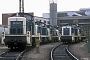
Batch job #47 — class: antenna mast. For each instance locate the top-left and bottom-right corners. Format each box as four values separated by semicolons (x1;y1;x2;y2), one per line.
19;0;24;13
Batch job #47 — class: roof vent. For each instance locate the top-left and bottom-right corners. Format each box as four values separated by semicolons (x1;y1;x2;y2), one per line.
67;12;82;16
67;12;74;16
85;11;90;16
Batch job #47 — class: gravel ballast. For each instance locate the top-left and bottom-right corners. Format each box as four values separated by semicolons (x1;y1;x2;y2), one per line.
69;42;90;60
21;42;60;60
0;45;9;53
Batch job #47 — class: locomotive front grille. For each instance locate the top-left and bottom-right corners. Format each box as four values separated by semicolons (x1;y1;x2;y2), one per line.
4;36;27;46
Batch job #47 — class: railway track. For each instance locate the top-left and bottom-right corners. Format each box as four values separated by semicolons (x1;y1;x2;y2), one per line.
50;44;79;60
0;49;26;60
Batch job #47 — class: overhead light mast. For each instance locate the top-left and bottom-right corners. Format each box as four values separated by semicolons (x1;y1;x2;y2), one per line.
19;0;24;13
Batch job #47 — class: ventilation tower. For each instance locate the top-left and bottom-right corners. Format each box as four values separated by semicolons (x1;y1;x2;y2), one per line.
49;0;57;26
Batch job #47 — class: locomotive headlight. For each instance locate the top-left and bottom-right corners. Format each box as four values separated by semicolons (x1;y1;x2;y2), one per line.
27;32;29;34
2;32;4;34
27;31;30;37
18;39;21;42
2;32;5;37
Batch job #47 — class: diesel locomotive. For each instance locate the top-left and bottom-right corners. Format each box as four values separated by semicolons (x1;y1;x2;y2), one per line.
60;24;86;43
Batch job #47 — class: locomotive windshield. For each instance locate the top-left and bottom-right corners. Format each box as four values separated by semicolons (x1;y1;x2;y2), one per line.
74;29;78;35
63;28;70;35
10;21;23;34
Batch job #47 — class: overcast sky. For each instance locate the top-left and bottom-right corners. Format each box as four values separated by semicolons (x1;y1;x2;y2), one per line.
0;0;90;24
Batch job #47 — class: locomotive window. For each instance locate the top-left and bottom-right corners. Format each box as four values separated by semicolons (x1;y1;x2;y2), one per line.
71;28;74;33
63;28;70;35
56;32;57;35
17;28;20;33
10;28;12;33
38;27;41;33
10;21;23;34
21;28;23;33
17;28;23;34
13;28;16;34
74;29;78;35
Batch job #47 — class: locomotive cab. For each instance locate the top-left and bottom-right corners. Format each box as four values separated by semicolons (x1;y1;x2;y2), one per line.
3;17;31;49
60;24;85;43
